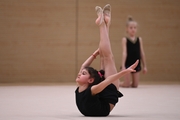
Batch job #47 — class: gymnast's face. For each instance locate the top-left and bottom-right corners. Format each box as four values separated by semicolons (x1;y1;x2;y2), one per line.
76;69;93;85
127;21;137;37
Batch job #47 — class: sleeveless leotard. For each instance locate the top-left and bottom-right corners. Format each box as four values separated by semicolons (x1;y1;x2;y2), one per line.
125;37;141;72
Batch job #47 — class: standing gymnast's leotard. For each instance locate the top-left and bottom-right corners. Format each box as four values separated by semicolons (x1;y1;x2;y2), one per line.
125;37;141;72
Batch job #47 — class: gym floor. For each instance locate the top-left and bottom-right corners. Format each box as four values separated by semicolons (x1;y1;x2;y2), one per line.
0;84;180;120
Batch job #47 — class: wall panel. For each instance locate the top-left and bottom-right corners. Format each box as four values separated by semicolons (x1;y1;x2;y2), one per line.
0;0;76;83
0;0;180;83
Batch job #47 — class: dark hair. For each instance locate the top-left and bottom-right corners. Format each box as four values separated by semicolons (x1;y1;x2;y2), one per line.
84;67;105;87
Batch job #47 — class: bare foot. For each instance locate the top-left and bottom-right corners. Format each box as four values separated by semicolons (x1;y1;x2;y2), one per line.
119;83;131;88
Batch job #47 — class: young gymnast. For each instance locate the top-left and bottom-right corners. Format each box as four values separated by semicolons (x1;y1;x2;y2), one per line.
120;16;147;88
75;4;139;116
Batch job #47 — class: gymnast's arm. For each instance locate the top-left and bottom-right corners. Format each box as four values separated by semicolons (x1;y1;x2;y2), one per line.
139;37;147;74
77;49;99;75
91;60;139;95
121;37;127;69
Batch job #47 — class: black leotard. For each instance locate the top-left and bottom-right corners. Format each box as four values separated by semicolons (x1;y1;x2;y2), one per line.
75;84;123;116
125;37;141;72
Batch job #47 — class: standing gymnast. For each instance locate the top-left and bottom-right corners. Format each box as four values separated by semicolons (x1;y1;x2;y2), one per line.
75;4;139;116
120;16;147;88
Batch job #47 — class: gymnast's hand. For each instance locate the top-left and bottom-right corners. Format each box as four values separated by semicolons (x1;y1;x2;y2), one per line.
143;67;148;74
93;48;100;58
127;60;139;72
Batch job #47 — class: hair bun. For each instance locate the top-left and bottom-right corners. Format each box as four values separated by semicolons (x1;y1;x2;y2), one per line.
128;16;133;21
99;70;105;76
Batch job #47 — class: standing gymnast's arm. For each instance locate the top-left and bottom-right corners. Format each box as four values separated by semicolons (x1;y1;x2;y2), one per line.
139;37;147;74
121;37;127;70
91;60;139;95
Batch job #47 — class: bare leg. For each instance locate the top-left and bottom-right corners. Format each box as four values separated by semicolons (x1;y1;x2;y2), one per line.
100;56;105;70
99;5;109;71
131;72;140;88
120;73;131;87
97;5;110;70
95;5;119;90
